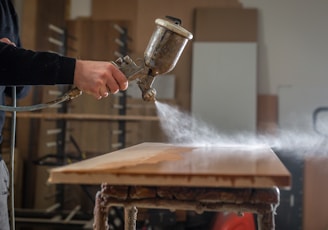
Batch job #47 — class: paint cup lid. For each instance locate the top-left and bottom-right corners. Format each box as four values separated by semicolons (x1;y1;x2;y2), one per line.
155;18;193;40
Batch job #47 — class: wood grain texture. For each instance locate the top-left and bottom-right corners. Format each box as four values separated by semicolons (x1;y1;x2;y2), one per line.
48;142;291;189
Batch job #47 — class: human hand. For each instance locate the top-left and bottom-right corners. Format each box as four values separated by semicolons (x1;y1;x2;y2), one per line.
73;60;128;100
0;37;16;46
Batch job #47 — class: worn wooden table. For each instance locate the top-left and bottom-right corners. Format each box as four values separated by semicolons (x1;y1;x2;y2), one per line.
48;142;291;230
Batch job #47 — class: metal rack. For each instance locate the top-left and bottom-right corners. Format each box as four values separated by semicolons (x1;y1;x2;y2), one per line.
15;22;132;230
113;23;129;151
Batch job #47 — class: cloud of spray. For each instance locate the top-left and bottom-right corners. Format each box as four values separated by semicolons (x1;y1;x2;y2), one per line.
155;101;328;159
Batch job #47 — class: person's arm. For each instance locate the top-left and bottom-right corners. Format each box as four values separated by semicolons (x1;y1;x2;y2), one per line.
0;41;128;99
0;42;75;85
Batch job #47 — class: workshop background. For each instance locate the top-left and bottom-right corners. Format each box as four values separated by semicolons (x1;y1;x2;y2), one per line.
2;0;328;229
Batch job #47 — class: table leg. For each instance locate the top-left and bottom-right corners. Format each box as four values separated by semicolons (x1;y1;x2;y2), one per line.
93;191;109;230
96;185;280;230
124;206;138;230
257;210;275;230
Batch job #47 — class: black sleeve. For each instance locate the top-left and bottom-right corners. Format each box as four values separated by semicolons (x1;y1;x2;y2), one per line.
0;42;76;86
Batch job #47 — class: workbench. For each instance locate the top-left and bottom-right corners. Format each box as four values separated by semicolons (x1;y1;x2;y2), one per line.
48;142;291;230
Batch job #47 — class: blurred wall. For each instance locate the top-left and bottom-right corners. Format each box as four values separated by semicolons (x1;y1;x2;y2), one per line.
241;0;328;94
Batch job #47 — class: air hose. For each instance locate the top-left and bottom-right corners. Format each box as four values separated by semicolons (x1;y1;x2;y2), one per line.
0;87;82;112
9;86;16;230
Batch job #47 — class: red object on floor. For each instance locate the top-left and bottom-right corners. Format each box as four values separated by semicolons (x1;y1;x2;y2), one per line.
211;212;256;230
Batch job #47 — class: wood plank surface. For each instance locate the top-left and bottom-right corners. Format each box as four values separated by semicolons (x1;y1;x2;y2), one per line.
48;142;291;189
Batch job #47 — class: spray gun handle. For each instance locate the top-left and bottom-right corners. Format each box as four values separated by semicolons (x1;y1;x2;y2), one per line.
111;56;146;81
112;56;157;101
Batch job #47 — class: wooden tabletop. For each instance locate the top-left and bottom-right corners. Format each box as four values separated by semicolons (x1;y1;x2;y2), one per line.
48;142;291;189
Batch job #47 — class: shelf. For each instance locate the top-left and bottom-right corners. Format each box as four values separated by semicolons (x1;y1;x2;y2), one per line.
7;112;159;122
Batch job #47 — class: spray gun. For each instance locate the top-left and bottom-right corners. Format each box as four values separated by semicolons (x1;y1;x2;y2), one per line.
112;16;193;101
0;16;193;112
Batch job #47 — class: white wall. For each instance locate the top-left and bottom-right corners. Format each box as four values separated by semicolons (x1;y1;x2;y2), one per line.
192;42;257;134
69;0;92;19
240;0;328;94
